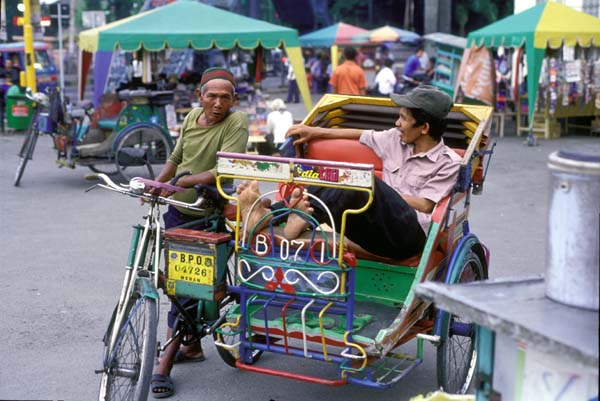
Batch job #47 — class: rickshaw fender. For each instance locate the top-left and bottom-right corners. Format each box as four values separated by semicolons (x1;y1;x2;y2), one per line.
433;234;488;337
443;234;488;285
110;122;174;152
135;276;160;300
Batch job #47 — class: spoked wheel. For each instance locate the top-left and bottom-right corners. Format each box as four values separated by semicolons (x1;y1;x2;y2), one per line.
436;250;484;394
114;124;172;183
213;253;262;367
14;109;41;186
99;289;157;401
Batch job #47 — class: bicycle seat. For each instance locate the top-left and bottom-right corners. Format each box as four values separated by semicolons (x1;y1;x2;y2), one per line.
69;107;88;119
74;99;94;110
117;89;151;100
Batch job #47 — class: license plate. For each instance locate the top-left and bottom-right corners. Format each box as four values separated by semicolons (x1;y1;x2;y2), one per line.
168;250;214;285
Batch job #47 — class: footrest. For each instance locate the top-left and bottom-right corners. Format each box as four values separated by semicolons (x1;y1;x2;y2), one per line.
345;351;423;388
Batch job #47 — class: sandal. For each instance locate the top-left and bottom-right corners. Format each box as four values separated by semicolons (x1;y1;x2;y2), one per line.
151;374;174;398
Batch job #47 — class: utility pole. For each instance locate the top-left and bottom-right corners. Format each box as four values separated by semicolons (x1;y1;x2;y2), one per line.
23;0;38;92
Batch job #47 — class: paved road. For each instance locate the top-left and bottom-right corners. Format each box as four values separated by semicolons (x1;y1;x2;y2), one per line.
1;122;596;400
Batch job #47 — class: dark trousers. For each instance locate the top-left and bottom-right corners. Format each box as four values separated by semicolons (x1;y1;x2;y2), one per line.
273;178;426;260
286;79;300;103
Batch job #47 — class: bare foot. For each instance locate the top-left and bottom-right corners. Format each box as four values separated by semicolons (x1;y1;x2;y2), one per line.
283;188;314;240
238;180;271;235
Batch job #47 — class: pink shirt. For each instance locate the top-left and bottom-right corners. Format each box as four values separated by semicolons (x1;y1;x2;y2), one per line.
360;128;461;233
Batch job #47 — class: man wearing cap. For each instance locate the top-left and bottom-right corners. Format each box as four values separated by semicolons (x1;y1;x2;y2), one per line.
150;67;248;398
238;85;459;261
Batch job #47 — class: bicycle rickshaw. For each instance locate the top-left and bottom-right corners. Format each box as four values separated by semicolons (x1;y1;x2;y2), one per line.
92;94;493;400
14;88;175;186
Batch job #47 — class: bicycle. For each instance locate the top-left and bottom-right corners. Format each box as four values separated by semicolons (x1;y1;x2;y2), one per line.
88;172;240;401
14;88;175;187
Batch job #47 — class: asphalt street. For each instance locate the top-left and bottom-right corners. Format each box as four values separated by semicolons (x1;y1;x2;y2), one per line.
1;111;597;400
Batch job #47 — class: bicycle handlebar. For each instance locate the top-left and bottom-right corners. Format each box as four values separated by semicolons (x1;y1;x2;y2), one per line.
85;173;208;212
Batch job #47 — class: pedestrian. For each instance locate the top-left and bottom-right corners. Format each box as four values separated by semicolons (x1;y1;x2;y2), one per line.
239;85;460;261
285;62;300;104
4;59;21;86
374;58;397;97
403;47;428;82
147;67;249;398
266;98;294;153
310;53;323;94
329;47;367;95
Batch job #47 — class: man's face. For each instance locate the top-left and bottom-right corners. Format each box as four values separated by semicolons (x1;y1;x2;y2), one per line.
395;107;426;144
197;79;236;125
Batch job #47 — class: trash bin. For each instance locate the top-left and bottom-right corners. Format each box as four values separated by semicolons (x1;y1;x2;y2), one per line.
6;85;34;130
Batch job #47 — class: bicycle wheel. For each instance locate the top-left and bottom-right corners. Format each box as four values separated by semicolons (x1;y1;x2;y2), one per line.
436;250;484;394
114;124;173;183
14;109;41;187
99;289;157;401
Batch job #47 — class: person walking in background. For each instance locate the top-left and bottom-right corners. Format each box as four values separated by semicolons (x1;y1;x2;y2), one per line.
4;59;21;86
285;61;300;103
267;98;294;152
329;47;367;95
310;53;323;94
403;47;428;82
374;58;397;97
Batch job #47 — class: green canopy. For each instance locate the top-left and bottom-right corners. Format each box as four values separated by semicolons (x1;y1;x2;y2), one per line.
78;0;311;110
80;0;299;51
467;2;600;122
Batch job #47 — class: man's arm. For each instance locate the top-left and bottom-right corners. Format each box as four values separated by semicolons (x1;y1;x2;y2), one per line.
399;194;436;214
286;124;363;145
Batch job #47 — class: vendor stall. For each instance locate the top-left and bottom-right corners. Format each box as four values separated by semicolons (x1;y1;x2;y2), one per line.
299;22;368;71
78;0;312;112
422;33;467;98
466;2;600;139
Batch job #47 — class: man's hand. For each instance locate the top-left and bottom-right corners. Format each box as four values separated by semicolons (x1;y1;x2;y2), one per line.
285;124;321;145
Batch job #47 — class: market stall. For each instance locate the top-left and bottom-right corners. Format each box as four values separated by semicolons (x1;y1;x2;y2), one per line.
352;25;420;45
422;32;467;98
466;2;600;139
299;22;368;71
78;0;312;112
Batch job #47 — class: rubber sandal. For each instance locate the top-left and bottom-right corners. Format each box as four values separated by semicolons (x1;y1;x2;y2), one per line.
173;349;205;364
151;374;174;398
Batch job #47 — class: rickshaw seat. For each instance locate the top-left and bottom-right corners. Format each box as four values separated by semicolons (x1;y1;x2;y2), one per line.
306;139;383;179
97;118;119;131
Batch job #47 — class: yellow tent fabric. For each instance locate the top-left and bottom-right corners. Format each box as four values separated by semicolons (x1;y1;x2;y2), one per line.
534;2;600;48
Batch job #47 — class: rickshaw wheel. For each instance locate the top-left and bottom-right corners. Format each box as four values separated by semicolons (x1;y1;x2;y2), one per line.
436;249;484;394
114;124;173;183
98;290;157;401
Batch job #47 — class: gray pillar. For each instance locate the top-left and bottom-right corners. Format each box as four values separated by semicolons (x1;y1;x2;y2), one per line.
424;0;452;34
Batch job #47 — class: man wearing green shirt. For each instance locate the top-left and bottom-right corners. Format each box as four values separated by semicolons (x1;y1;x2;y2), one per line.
151;67;248;398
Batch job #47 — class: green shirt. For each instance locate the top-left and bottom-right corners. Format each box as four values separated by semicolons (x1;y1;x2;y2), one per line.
170;107;248;215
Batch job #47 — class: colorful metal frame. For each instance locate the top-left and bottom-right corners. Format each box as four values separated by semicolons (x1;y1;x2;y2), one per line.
212;95;493;388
